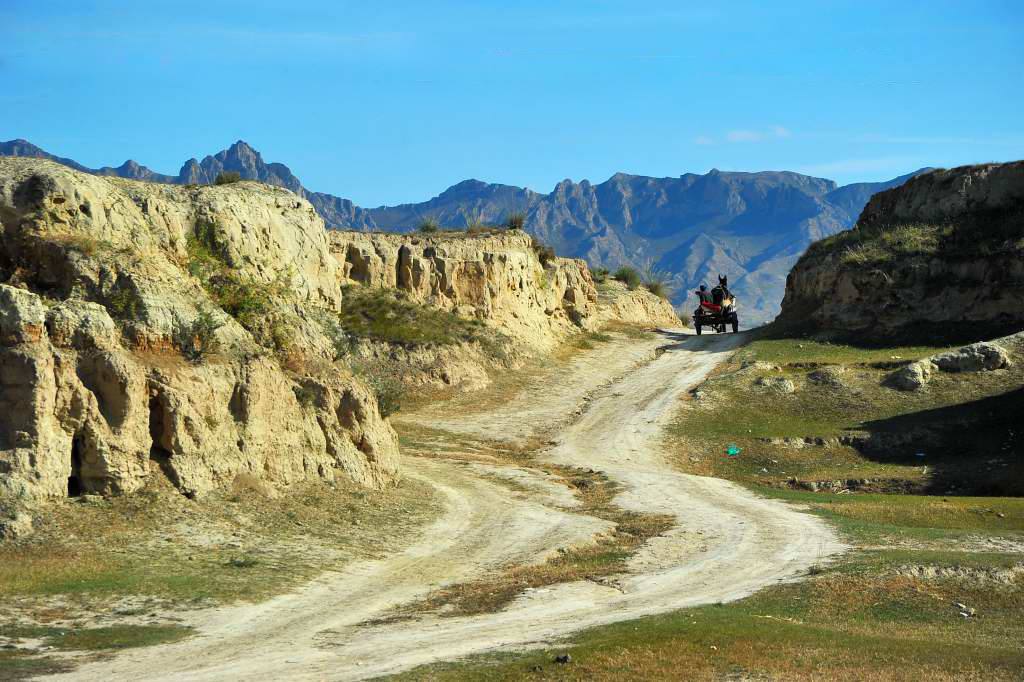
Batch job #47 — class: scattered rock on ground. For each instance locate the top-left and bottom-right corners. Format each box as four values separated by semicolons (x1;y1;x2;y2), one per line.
930;342;1011;372
808;366;847;388
885;360;936;391
754;376;795;394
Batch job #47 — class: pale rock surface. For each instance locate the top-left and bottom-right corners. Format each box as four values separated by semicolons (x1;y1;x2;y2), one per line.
885;339;1011;391
930;342;1011;372
0;158;678;508
329;230;601;351
885;360;937;392
0;158;399;503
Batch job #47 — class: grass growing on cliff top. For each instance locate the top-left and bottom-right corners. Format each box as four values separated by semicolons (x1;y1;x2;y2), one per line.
805;212;1024;270
338;285;508;354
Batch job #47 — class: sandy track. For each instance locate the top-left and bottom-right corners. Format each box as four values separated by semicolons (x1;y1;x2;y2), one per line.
57;331;844;681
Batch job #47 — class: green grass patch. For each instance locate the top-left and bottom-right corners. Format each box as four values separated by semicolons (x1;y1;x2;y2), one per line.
733;337;947;366
396;562;1024;681
755;487;1024;547
0;477;441;605
338;285;508;355
0;624;191;680
670;335;1023;493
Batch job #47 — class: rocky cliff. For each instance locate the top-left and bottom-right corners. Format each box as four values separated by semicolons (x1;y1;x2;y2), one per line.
0;158;678;508
0;158;399;504
328;230;671;351
777;161;1024;343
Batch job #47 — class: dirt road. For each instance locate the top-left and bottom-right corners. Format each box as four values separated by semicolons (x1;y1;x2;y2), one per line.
57;331;844;681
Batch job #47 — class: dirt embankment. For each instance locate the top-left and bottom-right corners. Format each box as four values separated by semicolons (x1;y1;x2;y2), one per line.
777;160;1024;343
0;158;399;506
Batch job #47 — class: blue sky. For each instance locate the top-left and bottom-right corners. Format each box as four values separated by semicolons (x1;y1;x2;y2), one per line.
3;1;1023;206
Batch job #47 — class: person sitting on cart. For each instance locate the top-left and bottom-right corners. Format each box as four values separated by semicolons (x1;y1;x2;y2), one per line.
695;284;712;305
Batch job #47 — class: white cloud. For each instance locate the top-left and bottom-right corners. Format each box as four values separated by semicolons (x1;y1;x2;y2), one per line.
726;130;762;143
693;135;715;145
771;125;791;138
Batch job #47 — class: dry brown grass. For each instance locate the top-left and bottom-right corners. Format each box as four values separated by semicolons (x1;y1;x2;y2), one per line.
380;442;673;619
0;474;441;613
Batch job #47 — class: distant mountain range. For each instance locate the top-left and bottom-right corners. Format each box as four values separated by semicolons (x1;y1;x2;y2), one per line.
0;138;928;323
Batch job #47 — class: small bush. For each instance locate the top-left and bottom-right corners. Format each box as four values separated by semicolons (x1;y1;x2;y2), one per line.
591;267;610;283
640;261;674;300
463;211;487;234
214;171;242;185
644;279;670;299
613;266;641;290
292;383;319;409
106;286;141;319
417;217;440;234
368;373;404;417
227;556;259;568
532;240;556;266
505;212;526;231
182;309;223;362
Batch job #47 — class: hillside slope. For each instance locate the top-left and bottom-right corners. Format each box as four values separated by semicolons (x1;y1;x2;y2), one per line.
778;160;1024;342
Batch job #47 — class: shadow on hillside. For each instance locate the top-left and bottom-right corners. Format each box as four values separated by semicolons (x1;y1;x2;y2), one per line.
850;387;1023;496
653;328;750;353
760;318;1017;349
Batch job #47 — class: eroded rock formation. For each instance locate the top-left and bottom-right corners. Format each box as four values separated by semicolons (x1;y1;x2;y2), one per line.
0;158;678;508
329;230;678;350
0;158;398;503
778;161;1024;342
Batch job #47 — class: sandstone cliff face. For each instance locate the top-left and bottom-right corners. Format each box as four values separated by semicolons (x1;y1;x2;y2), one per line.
330;230;620;351
0;158;399;503
778;162;1024;342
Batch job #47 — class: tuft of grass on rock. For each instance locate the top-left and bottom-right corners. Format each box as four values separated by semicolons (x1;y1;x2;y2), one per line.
417;217;440;234
613;266;641;290
213;171;242;185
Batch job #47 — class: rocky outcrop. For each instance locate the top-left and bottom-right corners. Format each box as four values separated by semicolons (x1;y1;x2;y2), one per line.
329;230;608;351
885;337;1014;391
0;158;400;504
778;161;1024;343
